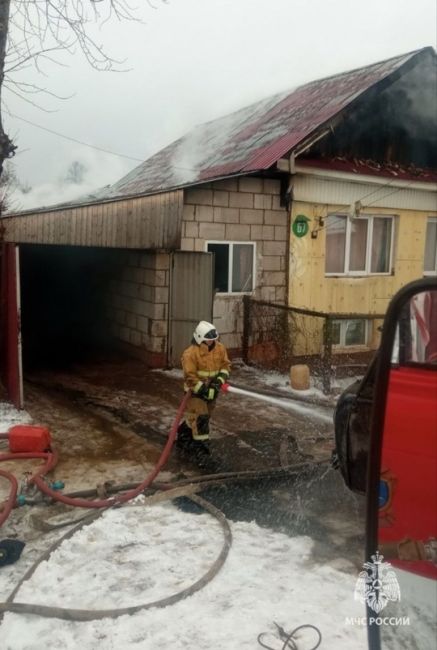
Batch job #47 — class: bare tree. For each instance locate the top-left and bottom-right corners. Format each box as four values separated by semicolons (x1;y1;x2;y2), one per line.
0;0;166;197
0;0;15;171
65;160;87;184
0;159;21;212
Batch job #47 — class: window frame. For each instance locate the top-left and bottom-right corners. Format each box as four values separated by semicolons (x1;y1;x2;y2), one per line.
206;240;256;295
325;213;395;277
331;318;369;348
423;217;437;276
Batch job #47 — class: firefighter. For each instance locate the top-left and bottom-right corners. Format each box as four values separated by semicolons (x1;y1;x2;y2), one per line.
177;320;231;457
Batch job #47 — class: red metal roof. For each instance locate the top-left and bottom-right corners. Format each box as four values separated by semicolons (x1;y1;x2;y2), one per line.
89;47;437;201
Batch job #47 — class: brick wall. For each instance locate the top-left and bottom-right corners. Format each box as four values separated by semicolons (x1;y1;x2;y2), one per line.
182;176;289;351
103;250;170;366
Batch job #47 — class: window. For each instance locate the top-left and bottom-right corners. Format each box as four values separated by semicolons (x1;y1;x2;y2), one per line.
325;214;394;275
332;319;368;347
207;242;255;293
424;218;437;275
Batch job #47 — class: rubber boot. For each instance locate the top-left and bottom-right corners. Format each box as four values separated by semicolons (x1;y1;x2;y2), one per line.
191;413;211;465
190;440;211;469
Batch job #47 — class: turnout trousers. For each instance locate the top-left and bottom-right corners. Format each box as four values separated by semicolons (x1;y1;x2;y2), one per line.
183;395;216;441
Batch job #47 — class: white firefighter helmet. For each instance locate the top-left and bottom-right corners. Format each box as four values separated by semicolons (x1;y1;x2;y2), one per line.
193;320;219;345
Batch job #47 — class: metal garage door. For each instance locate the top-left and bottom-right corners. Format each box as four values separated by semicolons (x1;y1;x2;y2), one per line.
169;251;213;366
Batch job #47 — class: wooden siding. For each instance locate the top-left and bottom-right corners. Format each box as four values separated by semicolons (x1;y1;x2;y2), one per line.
1;191;184;249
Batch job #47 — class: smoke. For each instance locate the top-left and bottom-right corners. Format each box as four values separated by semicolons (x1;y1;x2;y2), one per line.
169;90;289;186
7;147;133;212
170;129;205;187
381;52;437;135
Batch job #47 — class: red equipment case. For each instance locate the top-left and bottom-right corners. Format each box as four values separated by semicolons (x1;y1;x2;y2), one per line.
8;425;52;453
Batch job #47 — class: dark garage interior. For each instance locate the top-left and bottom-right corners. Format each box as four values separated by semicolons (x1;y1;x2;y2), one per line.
20;244;117;370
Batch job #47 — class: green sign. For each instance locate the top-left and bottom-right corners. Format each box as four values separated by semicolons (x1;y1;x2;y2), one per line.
292;215;310;238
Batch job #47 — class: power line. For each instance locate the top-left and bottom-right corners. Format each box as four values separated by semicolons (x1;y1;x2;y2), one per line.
4;110;145;163
4;109;202;174
364;179;418;207
310;175;423;237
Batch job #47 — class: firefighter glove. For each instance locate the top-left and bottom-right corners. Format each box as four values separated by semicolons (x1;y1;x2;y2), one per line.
196;382;218;401
216;371;229;386
208;371;229;395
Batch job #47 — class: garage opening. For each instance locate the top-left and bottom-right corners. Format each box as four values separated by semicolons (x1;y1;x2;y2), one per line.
20;244;124;370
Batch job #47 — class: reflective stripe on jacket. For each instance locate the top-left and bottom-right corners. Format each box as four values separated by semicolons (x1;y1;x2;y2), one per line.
181;341;231;393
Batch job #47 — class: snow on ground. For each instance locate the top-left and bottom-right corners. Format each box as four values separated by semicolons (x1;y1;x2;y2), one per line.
238;365;329;398
152;368;183;380
1;401;367;649
1;499;367;650
0;404;32;434
234;363;365;402
164;357;364;404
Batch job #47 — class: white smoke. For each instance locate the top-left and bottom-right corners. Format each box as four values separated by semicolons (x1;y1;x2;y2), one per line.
8;147;133;212
170;128;205;187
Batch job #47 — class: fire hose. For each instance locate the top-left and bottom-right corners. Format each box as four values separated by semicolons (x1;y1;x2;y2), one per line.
0;382;330;522
0;390;235;621
0;384;330;626
0;451;58;527
0;470;18;529
0;391;190;523
35;392;188;509
0;491;233;622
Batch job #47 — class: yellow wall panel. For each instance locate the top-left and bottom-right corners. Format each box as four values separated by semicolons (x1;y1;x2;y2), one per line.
289;200;436;318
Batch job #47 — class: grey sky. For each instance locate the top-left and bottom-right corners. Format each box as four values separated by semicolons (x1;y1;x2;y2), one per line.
3;0;437;207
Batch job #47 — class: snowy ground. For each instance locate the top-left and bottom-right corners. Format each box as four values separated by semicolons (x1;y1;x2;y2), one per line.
2;384;433;650
1;498;368;650
0;403;32;433
1;361;434;649
0;396;371;649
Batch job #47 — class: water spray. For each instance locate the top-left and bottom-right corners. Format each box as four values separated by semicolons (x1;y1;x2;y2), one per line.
220;384;332;424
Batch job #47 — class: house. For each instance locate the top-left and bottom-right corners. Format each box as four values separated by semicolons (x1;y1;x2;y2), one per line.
1;46;436;406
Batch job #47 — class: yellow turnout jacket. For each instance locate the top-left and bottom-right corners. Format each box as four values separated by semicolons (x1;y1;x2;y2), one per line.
181;341;231;394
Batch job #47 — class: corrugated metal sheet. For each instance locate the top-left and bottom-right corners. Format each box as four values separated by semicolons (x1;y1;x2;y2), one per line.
2;191;184;248
88;47;434;201
169;251;213;365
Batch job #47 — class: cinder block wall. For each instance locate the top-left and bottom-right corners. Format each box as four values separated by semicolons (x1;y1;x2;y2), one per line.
103;250;170;366
182;176;288;351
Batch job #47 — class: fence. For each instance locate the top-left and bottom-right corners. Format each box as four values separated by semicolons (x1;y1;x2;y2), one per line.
242;296;385;393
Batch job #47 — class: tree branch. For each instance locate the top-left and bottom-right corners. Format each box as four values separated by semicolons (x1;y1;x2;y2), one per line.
0;0;167;186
